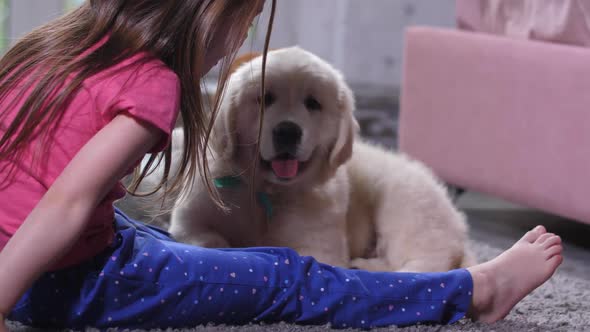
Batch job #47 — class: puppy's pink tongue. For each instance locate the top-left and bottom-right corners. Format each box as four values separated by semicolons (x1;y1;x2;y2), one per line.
271;159;299;178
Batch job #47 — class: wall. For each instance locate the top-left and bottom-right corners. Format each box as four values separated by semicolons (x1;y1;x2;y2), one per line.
247;0;457;91
9;0;62;41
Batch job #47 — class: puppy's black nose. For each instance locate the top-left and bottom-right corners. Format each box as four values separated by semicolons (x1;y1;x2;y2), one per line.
273;121;302;155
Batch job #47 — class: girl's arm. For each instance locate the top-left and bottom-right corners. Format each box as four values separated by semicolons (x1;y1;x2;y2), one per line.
0;114;163;319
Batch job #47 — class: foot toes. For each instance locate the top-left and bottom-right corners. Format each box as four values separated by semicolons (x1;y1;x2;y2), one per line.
536;233;554;244
542;235;562;249
547;254;563;270
545;245;563;259
522;225;546;243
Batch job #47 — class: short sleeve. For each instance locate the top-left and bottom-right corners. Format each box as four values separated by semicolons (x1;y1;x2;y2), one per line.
91;57;181;153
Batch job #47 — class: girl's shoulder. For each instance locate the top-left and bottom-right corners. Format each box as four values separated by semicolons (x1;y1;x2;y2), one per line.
79;52;181;154
87;53;179;91
83;53;180;116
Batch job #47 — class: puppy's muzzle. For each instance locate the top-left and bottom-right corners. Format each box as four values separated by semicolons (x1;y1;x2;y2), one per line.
272;121;302;156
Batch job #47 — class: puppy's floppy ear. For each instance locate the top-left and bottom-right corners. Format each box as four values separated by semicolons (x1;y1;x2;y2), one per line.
211;53;261;161
211;90;237;161
329;81;359;167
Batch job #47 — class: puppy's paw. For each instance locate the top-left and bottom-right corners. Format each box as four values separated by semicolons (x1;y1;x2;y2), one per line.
173;231;231;248
294;248;349;268
194;235;231;248
396;259;452;273
349;257;393;272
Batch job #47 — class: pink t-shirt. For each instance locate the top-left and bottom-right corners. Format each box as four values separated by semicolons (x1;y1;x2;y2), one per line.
0;54;180;269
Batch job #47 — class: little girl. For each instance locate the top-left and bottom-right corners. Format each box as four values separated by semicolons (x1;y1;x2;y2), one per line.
0;0;563;330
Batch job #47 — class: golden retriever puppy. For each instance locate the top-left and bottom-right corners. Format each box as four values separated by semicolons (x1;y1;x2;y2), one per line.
161;47;475;272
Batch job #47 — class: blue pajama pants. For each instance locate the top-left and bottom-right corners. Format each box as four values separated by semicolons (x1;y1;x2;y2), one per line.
9;209;473;330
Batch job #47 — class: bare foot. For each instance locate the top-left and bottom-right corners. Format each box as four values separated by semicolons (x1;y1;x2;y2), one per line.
467;225;563;323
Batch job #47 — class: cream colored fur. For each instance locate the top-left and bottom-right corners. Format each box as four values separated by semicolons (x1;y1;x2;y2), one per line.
145;47;475;272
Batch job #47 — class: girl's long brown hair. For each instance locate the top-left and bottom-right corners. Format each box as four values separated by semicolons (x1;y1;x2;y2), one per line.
0;0;276;207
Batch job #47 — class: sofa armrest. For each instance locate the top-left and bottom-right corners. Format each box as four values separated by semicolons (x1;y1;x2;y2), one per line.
399;26;590;225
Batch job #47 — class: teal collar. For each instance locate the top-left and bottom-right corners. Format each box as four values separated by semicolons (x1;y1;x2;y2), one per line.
213;176;273;221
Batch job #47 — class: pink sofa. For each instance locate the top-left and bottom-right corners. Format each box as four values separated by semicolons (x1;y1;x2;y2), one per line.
399;26;590;225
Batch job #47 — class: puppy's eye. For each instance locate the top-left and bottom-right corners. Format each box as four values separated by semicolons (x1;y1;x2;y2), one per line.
257;92;276;107
304;95;322;112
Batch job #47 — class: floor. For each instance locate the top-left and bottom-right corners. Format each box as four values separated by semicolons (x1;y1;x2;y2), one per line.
11;190;589;331
457;191;590;281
